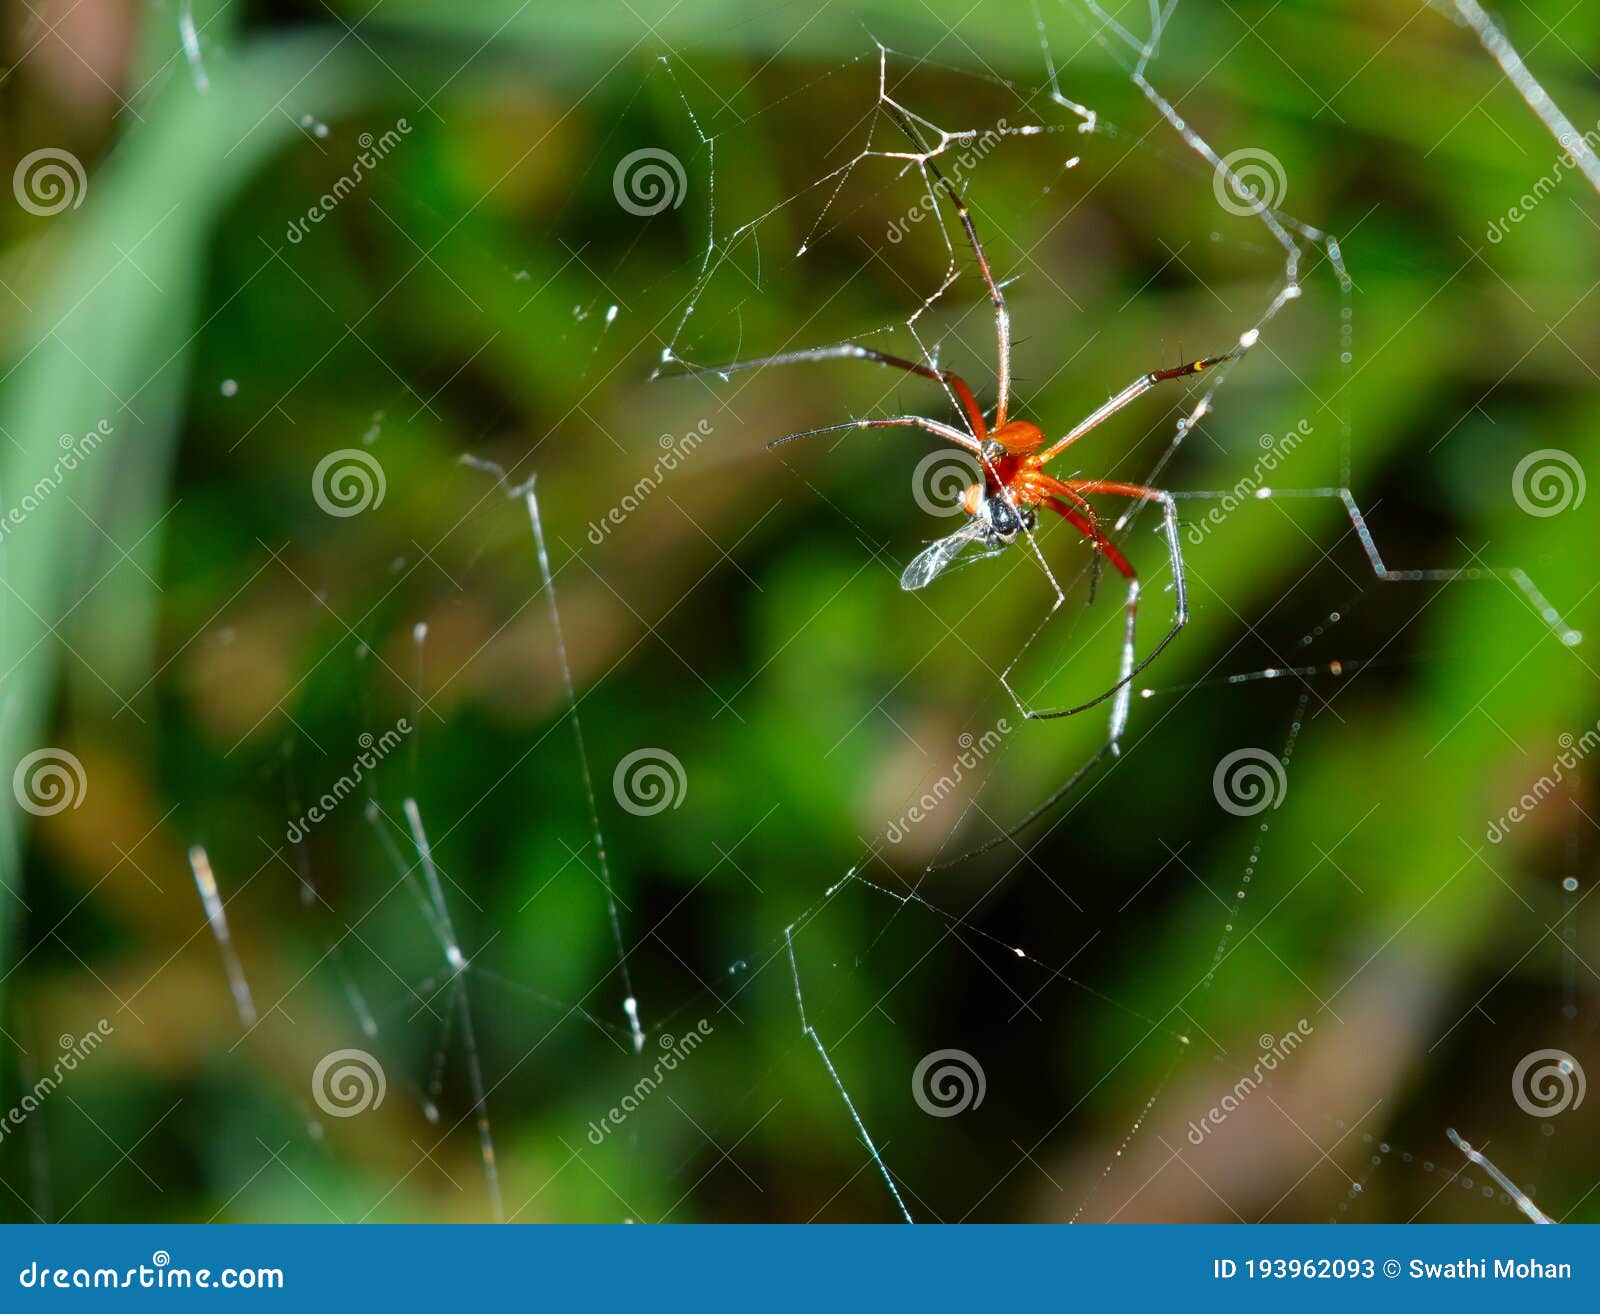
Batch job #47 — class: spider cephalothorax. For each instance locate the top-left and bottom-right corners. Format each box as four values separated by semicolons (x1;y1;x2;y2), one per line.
963;423;1054;533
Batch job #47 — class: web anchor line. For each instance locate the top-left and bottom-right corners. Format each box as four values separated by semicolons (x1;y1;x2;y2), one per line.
1172;486;1582;646
1448;1128;1554;1224
1065;0;1355;495
784;921;914;1223
461;454;647;1054
401;798;504;1223
189;845;257;1030
1447;0;1600;199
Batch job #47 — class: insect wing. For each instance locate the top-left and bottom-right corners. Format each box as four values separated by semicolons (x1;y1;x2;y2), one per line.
900;521;988;592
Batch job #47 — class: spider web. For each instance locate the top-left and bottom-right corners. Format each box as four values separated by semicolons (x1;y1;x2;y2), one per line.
11;0;1596;1227
224;5;1582;1222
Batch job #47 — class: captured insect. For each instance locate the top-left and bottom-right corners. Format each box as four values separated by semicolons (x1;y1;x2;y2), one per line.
666;108;1255;760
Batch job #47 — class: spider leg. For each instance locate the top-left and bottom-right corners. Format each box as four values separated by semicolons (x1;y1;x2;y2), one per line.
662;342;989;441
1036;346;1248;466
1050;481;1105;607
1062;480;1188;737
882;104;1013;428
997;480;1186;739
931;484;1184;869
765;414;983;456
926;740;1117;871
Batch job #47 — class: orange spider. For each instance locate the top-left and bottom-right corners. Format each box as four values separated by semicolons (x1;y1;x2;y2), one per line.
674;121;1249;747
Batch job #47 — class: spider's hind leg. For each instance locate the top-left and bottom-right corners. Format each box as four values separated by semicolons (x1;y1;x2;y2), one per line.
997;492;1151;748
931;491;1182;869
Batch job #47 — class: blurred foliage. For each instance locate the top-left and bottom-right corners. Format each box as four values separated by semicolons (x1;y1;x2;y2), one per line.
0;0;1597;1222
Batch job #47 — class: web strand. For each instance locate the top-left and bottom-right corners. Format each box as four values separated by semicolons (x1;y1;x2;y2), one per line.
401;797;504;1222
460;454;647;1055
188;845;257;1030
1448;1129;1554;1224
784;923;914;1224
1447;0;1600;198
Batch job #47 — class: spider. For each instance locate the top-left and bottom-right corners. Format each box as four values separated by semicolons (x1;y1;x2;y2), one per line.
672;123;1252;763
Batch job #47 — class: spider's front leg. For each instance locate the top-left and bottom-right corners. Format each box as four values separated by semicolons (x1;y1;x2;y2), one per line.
764;414;983;455
1035;338;1255;466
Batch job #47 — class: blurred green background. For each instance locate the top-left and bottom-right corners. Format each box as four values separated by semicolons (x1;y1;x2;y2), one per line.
0;0;1597;1222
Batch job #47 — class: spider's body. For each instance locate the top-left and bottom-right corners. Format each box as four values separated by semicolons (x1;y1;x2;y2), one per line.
986;418;1047;455
930;358;1230;604
958;427;1046;538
